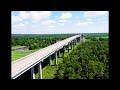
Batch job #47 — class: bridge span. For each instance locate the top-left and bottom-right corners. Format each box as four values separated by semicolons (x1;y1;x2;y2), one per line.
11;34;82;79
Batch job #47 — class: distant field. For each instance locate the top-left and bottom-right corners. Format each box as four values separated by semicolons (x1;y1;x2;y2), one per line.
95;36;108;39
11;48;42;62
12;46;26;50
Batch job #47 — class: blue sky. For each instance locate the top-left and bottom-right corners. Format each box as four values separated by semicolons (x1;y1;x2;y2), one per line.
12;11;108;34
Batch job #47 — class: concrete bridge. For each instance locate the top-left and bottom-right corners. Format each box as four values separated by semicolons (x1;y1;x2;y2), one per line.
11;34;83;79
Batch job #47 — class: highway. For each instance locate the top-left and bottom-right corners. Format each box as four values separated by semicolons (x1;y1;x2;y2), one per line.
11;35;81;79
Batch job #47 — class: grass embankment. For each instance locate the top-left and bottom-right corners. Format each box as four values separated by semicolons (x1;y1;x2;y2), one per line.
35;42;81;79
11;48;42;62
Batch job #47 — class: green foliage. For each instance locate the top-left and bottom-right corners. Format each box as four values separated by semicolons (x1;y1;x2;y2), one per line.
84;33;109;41
54;40;109;79
11;34;76;50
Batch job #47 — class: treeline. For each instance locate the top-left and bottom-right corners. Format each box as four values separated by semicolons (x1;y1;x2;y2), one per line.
84;33;109;41
88;37;109;41
11;34;75;50
54;41;109;79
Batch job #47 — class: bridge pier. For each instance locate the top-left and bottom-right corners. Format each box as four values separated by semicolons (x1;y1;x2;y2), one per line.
31;67;35;79
58;50;60;58
67;43;69;52
78;37;81;42
54;51;57;65
49;55;52;65
70;42;72;50
63;46;65;57
38;61;42;79
75;39;76;45
73;40;75;47
75;39;77;45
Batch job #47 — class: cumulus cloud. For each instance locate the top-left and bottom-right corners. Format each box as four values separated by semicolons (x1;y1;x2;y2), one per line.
84;11;108;18
49;25;55;28
57;12;72;26
12;16;22;24
41;20;56;25
12;11;52;24
58;19;67;23
58;23;64;26
19;11;30;19
12;11;108;34
60;12;72;19
76;21;93;26
30;11;51;23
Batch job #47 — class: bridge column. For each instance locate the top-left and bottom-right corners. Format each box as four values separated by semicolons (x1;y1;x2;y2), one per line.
78;37;81;42
38;61;42;79
77;38;78;42
58;50;60;58
54;51;57;65
31;67;35;79
63;46;65;57
71;41;72;50
74;39;76;45
72;40;74;48
80;37;81;42
49;55;52;65
68;43;69;52
78;37;80;42
75;39;76;45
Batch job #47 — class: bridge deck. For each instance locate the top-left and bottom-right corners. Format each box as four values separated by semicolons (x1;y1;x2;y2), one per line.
11;35;80;79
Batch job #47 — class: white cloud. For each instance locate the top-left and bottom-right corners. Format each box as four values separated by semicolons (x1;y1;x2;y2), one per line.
30;11;51;23
12;16;22;24
68;21;72;23
19;23;24;26
19;11;30;19
76;21;93;26
84;11;108;18
86;19;92;21
58;23;64;26
12;11;108;34
12;11;52;24
24;21;29;24
49;25;55;28
32;25;36;27
41;20;56;25
13;23;24;28
58;19;67;23
60;12;72;19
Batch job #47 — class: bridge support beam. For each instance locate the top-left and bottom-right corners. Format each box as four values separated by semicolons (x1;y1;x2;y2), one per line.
71;42;72;50
57;50;60;58
31;67;35;79
73;40;75;47
67;43;69;52
49;55;52;65
54;51;57;65
79;37;80;42
63;46;65;57
38;61;42;79
75;39;76;45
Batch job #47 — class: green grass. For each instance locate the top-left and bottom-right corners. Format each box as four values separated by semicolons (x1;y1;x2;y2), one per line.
12;46;26;50
35;42;81;79
95;36;108;39
11;48;42;62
